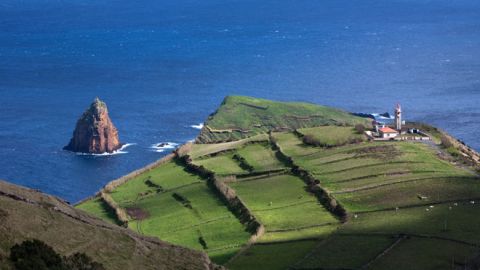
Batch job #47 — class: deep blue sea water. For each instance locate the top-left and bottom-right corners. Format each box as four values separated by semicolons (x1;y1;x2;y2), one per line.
1;0;479;203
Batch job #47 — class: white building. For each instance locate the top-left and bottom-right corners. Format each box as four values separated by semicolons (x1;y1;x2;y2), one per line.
379;127;399;139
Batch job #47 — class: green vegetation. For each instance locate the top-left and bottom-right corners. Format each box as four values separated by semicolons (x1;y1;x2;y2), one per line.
0;180;211;270
76;97;480;269
271;129;480;269
340;202;480;244
229;174;338;231
236;143;286;172
297;235;397;269
227;240;318;270
370;238;478;270
103;160;249;264
76;197;121;225
197;96;370;143
189;134;269;159
193;154;248;176
9;239;104;270
298;126;366;147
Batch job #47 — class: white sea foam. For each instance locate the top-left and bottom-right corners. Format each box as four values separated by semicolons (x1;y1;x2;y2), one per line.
372;113;394;120
190;123;204;130
74;143;136;156
150;142;179;153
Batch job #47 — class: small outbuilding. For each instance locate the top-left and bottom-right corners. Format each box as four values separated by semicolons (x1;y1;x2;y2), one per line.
379;127;399;139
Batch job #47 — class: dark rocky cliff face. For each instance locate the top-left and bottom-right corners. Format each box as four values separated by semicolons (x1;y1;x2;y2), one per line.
64;98;122;154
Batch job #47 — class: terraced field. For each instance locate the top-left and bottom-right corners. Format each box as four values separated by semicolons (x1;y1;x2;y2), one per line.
272;131;480;269
193;153;248;176
297;125;367;147
228;174;338;232
77;96;480;269
81;160;251;264
236;143;286;172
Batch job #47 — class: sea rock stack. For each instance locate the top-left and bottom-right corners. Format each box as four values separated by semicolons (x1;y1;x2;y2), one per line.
64;98;122;154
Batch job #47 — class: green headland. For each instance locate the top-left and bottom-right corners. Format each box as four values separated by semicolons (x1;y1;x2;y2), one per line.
77;95;480;270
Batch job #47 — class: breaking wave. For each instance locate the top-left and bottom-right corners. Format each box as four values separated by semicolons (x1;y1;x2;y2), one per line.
74;143;136;156
150;142;179;153
190;123;204;130
372;113;394;120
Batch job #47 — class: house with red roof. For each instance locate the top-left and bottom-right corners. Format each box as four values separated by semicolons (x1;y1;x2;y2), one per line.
379;126;399;139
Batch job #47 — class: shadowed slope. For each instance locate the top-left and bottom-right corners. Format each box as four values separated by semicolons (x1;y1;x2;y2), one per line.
0;180;217;270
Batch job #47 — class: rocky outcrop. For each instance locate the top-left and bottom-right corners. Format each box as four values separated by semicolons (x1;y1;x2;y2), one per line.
64;98;122;154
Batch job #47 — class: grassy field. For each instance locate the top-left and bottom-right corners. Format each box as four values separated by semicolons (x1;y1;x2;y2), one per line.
297;235;397;269
369;238;478;270
76;197;121;225
272;132;320;157
192;154;248;176
197;96;370;143
229;174;338;232
271;130;480;269
236;143;286;172
109;160;203;203
227;240;319;270
340;202;480;244
297;126;366;147
189;134;269;159
258;225;339;243
334;176;480;212
78;160;250;264
273;133;477;212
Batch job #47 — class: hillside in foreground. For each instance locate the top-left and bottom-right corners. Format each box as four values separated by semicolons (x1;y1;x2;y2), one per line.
73;96;479;269
0;180;217;270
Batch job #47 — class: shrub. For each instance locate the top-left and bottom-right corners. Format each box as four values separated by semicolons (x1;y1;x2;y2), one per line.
10;239;63;270
302;135;322;147
440;135;454;149
9;240;105;270
64;253;105;270
354;124;366;134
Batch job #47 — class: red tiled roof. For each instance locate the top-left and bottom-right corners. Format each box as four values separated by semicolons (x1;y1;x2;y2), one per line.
379;127;398;133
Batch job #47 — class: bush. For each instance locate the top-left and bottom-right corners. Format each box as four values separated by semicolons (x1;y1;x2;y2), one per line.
9;240;104;270
302;135;322;147
440;135;454;149
354;124;366;134
10;239;63;270
64;253;105;270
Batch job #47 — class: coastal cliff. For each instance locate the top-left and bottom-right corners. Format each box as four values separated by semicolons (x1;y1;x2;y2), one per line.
64;98;122;154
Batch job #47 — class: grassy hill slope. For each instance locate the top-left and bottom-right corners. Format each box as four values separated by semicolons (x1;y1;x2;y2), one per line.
197;96;370;143
0;180;216;270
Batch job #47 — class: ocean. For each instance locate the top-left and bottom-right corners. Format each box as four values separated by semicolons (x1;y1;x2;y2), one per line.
0;0;479;203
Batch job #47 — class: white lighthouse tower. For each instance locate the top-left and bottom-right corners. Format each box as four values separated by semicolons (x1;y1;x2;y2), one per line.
394;103;402;131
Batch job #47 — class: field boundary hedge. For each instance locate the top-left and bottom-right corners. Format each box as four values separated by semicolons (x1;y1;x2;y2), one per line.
181;153;266;265
103;153;176;193
353;197;480;215
181;155;265;239
100;191;128;226
192;140;270;160
359;235;405;270
331;175;475;194
270;133;348;222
